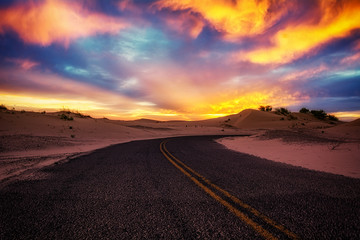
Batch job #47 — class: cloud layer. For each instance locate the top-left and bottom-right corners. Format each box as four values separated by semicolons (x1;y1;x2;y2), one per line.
0;0;359;120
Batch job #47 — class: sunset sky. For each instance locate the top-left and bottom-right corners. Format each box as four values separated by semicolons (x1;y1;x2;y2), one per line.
1;0;359;120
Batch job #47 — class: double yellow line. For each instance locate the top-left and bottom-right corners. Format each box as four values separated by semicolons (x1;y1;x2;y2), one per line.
160;140;299;240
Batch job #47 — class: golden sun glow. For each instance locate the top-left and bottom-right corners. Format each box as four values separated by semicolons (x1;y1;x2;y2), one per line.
0;93;105;112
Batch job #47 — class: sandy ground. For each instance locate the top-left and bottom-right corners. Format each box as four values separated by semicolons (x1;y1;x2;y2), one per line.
1;108;359;183
217;129;360;178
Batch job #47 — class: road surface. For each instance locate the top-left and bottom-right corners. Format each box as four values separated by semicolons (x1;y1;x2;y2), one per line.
1;136;359;239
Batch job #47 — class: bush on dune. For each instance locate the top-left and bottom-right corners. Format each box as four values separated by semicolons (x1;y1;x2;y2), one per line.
74;111;91;118
310;110;327;120
61;107;72;114
299;107;310;113
60;107;91;118
0;104;8;110
300;108;339;121
327;114;338;121
275;107;290;116
258;105;266;111
258;105;272;112
60;113;73;121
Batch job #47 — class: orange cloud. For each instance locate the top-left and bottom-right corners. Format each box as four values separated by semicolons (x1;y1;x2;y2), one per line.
244;0;360;64
155;0;360;64
154;0;287;39
0;0;128;47
6;58;40;70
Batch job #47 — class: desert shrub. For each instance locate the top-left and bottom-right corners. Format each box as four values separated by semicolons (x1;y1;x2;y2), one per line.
265;105;272;112
328;114;338;121
259;105;272;112
71;134;75;138
258;105;266;111
299;107;310;113
0;104;7;110
20;110;25;113
79;113;90;118
61;107;71;114
59;108;91;118
275;107;290;115
311;110;327;120
60;114;73;121
74;111;91;118
41;111;46;114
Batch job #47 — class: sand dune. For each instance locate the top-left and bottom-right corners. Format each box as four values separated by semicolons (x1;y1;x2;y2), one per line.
195;109;339;130
217;114;360;178
322;118;360;141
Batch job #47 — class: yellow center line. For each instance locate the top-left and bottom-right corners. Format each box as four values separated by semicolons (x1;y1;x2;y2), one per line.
160;140;300;240
160;141;277;240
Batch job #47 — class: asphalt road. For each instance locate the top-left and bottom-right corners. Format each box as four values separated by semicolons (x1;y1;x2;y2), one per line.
1;136;359;239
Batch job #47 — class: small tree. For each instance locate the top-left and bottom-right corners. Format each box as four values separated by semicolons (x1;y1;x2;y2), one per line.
299;107;309;113
258;105;266;111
